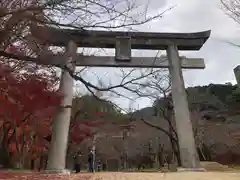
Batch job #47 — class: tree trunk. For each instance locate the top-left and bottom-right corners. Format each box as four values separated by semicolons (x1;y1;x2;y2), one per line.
169;136;181;166
168;122;181;166
158;147;164;167
0;147;11;168
0;126;12;168
30;159;35;170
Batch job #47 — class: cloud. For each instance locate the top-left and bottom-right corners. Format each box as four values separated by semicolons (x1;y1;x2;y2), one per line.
139;1;240;83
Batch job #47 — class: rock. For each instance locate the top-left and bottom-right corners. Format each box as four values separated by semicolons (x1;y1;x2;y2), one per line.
168;163;177;172
43;169;71;174
177;167;206;172
200;161;234;172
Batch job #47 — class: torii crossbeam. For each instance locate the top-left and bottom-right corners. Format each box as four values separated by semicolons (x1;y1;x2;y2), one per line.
31;25;210;50
38;53;205;69
30;25;211;172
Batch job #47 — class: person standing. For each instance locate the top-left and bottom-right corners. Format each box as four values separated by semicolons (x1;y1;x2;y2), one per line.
74;152;81;173
88;150;94;172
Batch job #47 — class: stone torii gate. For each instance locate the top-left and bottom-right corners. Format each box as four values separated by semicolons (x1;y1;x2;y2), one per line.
30;25;211;171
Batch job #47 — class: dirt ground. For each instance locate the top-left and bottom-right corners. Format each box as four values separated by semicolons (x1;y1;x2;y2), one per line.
1;171;240;180
70;172;240;180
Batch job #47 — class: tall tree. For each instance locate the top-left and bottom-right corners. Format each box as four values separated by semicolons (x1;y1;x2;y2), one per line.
0;61;61;168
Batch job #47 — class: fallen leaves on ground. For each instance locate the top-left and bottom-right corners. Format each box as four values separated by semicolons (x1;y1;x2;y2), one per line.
1;171;240;180
0;172;93;180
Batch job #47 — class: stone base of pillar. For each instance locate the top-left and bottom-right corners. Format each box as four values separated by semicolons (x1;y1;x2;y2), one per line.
43;169;72;174
177;167;206;172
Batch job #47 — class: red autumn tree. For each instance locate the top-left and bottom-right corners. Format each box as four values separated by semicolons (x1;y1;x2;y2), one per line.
0;61;62;168
70;120;103;145
0;60;105;169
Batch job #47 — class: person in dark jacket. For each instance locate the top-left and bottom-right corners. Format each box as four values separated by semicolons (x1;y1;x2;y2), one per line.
88;150;94;172
74;152;81;173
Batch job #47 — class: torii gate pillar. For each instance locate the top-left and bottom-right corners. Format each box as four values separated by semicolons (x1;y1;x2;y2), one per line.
167;44;200;168
46;41;77;172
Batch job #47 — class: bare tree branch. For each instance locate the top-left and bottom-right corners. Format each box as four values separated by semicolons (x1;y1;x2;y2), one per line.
141;117;177;143
1;0;175;102
220;0;240;46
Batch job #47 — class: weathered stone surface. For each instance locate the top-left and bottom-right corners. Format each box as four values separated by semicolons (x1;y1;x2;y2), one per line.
30;25;210;50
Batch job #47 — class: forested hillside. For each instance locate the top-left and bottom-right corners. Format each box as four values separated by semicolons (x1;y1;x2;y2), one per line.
131;83;240;165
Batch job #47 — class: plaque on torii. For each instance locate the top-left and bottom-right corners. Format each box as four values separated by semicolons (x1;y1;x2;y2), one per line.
29;25;211;170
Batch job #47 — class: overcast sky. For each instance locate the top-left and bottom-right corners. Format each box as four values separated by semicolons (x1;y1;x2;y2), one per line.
137;0;240;85
75;0;240;111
